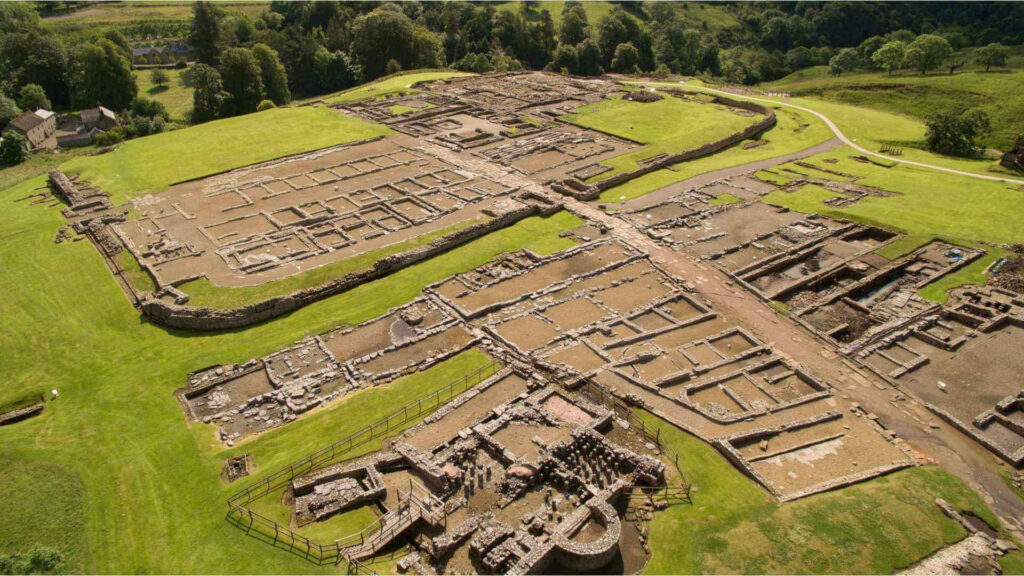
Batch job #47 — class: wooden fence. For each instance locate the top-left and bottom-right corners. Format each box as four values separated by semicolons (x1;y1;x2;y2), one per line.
225;361;503;569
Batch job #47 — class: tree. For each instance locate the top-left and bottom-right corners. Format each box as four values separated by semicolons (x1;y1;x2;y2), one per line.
973;43;1008;72
559;3;590;46
314;48;359;92
385;59;402;75
925;107;990;157
872;41;906;76
0;33;69;105
828;48;859;76
0;130;27;166
150;69;169;87
596;8;651;71
0;95;20;126
218;47;264;115
0;3;41;34
575;38;603;76
17;83;49;111
550;43;578;74
610;42;640;74
349;7;416;80
190;1;222;64
189;63;228;123
67;39;137;111
903;34;951;74
252;43;290;105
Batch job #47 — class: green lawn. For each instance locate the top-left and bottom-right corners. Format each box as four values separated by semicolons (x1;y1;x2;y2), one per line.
59;105;391;205
765;66;1024;151
596;100;833;204
175;211;581;308
759;148;1024;248
135;67;194;122
561;92;762;180
0;165;565;572
758;148;1024;299
320;71;475;106
638;410;1013;574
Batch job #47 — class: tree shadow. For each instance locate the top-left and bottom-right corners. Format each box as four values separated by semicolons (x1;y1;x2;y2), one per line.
147;85;170;96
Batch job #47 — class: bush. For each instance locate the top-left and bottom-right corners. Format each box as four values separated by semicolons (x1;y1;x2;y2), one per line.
93;128;123;146
0;95;21;126
925;107;990;157
0;545;64;574
384;59;403;75
0;131;28;165
256;99;275;111
173;58;188;69
129;97;168;120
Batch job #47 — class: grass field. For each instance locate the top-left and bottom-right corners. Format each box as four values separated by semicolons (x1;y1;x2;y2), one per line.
595;99;834;204
765;66;1024;152
59;105;391;204
0;165;535;571
174;211;581;308
320;71;474;105
637;410;1015;574
561;92;763;179
758;147;1023;299
493;1;740;31
135;67;193;122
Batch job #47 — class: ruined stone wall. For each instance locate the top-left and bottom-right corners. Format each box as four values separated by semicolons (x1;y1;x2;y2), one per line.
592;91;777;193
141;203;543;331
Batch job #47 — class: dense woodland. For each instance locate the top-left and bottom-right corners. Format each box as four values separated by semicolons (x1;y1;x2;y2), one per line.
1;1;1021;136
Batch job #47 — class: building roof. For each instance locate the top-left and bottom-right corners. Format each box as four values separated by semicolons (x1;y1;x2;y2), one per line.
6;110;45;133
81;106;117;124
35;109;54;120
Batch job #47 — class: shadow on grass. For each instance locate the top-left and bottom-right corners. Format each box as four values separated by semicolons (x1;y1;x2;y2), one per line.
147;85;170;96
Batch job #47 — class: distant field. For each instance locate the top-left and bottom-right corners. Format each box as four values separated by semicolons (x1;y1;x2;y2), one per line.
493;1;739;31
134;67;192;122
59;105;391;204
562;91;762;179
320;70;475;105
766;65;1024;152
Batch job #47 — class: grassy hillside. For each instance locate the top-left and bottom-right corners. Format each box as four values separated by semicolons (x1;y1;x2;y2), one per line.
765;65;1024;152
494;1;740;31
135;67;193;122
40;1;266;40
320;70;475;105
562;91;763;179
59;105;391;204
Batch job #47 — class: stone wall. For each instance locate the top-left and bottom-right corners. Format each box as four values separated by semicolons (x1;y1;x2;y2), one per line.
140;202;545;331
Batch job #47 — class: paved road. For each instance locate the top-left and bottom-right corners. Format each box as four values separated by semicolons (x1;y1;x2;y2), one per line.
698;86;1024;186
562;195;1024;540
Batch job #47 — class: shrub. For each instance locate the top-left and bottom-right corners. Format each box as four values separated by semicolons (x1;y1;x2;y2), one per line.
150;69;169;86
256;99;275;111
0;131;28;165
93;128;123;146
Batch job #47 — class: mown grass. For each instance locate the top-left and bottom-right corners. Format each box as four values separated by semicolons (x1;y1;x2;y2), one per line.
709;192;741;205
596;101;833;204
759;148;1024;248
320;71;474;105
135;67;193;122
637;410;1012;574
765;65;1024;151
758;148;1023;299
561;92;762;179
60;105;391;204
177;212;580;308
0;168;558;572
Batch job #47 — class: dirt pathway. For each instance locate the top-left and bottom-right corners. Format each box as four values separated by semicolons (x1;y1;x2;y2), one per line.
562;196;1024;538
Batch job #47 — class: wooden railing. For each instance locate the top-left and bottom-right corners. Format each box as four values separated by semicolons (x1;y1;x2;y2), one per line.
225;361;502;569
